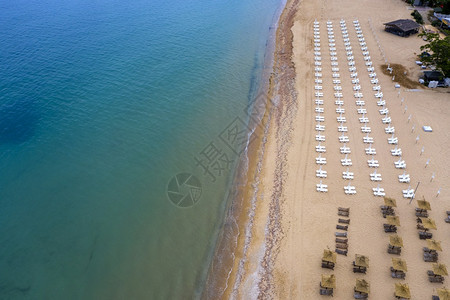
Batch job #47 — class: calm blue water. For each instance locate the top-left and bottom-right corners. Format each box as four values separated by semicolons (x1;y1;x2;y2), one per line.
0;0;281;298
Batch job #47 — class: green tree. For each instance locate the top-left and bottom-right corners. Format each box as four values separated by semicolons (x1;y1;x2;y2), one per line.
418;32;450;76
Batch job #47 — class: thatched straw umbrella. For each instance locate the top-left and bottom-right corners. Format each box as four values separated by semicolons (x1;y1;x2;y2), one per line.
392;258;408;272
432;263;448;276
394;283;411;299
386;215;400;226
420;217;437;230
427;239;442;252
355;278;370;294
389;235;403;248
355;254;370;268
417;199;431;211
384;197;397;208
323;249;337;263
438;288;450;300
321;274;336;289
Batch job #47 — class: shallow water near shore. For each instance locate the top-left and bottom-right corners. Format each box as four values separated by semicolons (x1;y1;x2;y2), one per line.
0;0;282;298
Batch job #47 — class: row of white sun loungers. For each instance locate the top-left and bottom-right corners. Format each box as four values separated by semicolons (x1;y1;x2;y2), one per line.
314;20;328;192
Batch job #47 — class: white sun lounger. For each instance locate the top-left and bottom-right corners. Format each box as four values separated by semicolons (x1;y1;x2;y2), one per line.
362;51;370;56
373;186;385;197
345;46;352;51
331;62;338;66
330;52;337;56
373;85;381;91
314;47;321;51
334;92;343;97
315;99;324;105
341;158;352;166
333;79;341;84
388;137;398;144
315;61;322;66
349;66;357;72
347;56;354;61
357;34;364;38
357;108;367;114
315;85;323;90
316;115;325;122
382;116;391;124
316;181;328;193
379;108;389;115
329;43;336;47
334;85;342;91
338;125;348;132
315;107;324;113
315;72;322;77
370;171;382;181
367;67;375;73
394;159;406;169
316;169;328;178
315;124;325;131
365;61;373;66
332;67;339;72
340;145;351;154
331;57;338;61
377;100;385;106
316;155;327;165
316;133;325;142
337;116;347;123
368;158;379;168
371;78;379;84
336;107;345;114
365;146;376;155
315;67;322;71
353;85;361;91
359;117;369;123
314;43;321;47
360;42;366;46
351;78;360;84
315;78;322;84
344;185;357;195
385;126;395;134
363;136;374;143
315;92;323;97
375;92;383;98
342;170;354;180
354;92;363;98
369;72;377;78
335;100;344;105
364;56;371;61
391;148;402;156
348;61;355;66
356;100;365;106
402;188;414;199
361;46;368;51
350;72;358;78
361;126;371;133
398;173;410;183
315;142;326;152
339;135;349;143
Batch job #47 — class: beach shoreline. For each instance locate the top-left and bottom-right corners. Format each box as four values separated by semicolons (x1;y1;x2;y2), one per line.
204;0;450;298
201;0;299;298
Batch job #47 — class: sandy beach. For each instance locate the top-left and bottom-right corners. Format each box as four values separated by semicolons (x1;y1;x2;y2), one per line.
214;0;450;298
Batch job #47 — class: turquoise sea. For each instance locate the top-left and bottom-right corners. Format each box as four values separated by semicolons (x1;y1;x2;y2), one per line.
0;0;282;298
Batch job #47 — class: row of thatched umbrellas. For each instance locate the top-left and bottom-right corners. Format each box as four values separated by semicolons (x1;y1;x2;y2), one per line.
382;196;448;298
